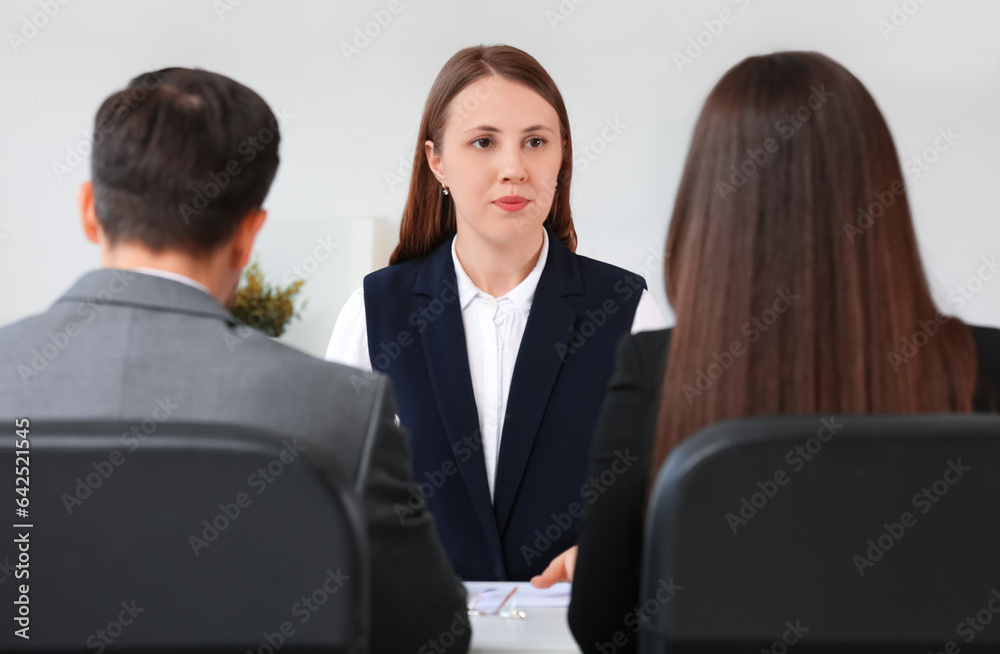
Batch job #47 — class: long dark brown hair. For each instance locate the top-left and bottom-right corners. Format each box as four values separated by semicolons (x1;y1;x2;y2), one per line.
389;44;577;265
651;51;977;476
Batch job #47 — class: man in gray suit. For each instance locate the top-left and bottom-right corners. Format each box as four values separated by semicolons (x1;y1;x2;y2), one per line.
0;68;470;653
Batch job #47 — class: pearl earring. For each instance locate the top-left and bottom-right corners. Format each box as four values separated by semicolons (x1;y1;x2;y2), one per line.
442;184;450;196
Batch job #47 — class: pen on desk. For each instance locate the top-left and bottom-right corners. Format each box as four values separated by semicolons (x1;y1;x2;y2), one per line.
492;586;518;615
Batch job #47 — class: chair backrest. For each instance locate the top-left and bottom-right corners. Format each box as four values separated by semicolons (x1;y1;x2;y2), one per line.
640;414;1000;654
0;420;368;653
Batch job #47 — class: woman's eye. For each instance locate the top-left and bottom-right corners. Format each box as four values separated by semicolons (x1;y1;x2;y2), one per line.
526;138;546;148
472;137;492;148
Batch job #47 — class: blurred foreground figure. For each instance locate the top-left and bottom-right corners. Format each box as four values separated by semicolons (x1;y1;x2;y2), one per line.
0;67;470;653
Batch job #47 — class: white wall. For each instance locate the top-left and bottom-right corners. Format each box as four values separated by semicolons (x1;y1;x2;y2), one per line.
2;0;998;357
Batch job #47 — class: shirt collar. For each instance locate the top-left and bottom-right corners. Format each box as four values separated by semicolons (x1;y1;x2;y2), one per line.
132;267;212;296
450;228;549;315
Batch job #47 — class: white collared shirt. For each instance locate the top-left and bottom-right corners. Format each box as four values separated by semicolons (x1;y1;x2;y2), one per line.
131;267;212;296
325;231;667;497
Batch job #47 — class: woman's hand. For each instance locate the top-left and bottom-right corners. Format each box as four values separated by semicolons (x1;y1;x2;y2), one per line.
530;545;578;588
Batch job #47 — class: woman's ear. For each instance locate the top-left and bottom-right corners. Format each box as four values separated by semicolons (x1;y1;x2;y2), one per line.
424;140;446;185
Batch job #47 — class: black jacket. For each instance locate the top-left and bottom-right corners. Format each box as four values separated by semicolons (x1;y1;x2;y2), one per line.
568;325;1000;653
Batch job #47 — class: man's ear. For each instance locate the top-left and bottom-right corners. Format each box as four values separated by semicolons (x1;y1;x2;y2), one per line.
424;140;446;186
230;208;267;270
78;181;100;244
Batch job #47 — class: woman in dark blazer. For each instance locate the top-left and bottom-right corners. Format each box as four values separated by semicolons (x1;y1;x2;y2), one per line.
531;51;1000;652
326;45;665;581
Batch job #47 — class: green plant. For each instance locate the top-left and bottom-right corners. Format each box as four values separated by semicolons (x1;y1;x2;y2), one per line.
231;259;306;337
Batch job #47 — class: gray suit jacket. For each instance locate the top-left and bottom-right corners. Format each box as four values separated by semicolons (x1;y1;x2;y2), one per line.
0;269;470;653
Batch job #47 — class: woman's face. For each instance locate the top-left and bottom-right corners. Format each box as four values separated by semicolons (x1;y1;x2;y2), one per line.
426;75;563;249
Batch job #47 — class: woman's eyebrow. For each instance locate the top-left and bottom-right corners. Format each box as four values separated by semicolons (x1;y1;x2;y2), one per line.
461;124;556;134
463;125;500;134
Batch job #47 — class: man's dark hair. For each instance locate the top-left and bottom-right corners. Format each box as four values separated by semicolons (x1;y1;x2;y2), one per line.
90;67;280;254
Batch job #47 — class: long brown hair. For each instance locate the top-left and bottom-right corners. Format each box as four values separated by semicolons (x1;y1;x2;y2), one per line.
389;44;577;265
652;51;977;476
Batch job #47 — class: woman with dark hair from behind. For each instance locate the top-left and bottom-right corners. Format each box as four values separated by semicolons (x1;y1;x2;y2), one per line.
530;51;1000;653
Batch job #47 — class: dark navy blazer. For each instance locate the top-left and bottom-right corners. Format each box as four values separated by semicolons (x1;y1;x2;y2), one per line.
363;227;646;580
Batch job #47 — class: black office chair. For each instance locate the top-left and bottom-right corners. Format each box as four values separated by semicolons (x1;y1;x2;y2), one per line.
640;414;1000;654
0;421;368;653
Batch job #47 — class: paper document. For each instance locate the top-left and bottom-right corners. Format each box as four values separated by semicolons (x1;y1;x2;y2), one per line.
464;581;571;610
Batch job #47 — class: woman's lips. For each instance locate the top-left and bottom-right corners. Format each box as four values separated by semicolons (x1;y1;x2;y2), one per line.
494;196;530;212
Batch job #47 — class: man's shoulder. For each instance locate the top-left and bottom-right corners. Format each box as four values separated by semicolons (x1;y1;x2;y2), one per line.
0;310;47;343
233;329;384;400
0;305;71;370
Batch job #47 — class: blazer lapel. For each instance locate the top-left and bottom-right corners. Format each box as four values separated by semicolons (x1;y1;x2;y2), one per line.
413;241;504;552
492;231;583;535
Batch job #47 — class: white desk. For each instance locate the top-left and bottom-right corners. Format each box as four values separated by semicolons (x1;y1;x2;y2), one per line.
465;582;582;654
469;608;580;653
